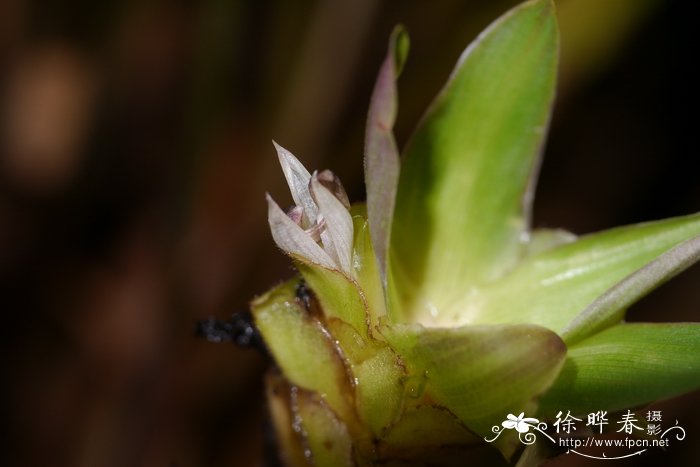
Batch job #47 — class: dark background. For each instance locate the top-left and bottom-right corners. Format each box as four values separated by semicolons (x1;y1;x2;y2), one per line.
0;0;697;466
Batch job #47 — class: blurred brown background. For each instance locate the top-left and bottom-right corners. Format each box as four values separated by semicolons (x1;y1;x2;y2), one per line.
0;0;698;466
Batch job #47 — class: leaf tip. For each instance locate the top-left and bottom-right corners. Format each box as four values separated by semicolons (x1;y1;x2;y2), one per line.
389;24;410;76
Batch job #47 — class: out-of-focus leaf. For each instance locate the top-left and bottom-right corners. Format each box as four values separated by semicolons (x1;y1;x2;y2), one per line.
364;26;408;281
465;213;700;332
539;323;700;416
389;0;558;324
251;281;353;422
296;390;354;467
563;234;700;344
384;322;566;457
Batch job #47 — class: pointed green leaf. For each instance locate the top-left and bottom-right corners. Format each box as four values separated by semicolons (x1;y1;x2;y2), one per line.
469;212;700;332
538;323;700;416
563;234;700;344
384;322;566;457
389;0;558;323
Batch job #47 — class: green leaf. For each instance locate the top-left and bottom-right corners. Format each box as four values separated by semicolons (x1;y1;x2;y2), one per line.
538;323;700;416
251;280;354;423
390;0;558;321
389;0;558;324
563;234;700;344
365;25;409;280
384;322;566;457
468;213;700;333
